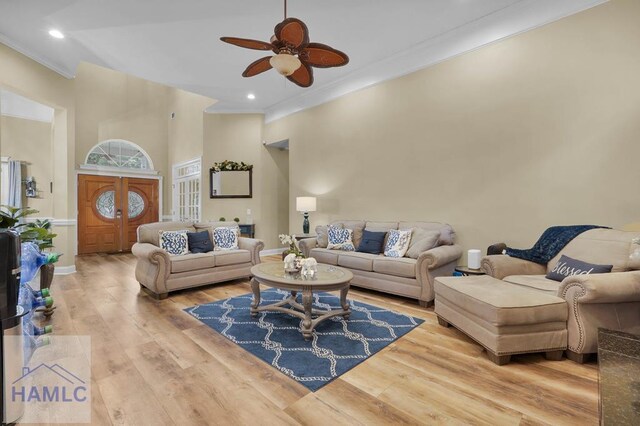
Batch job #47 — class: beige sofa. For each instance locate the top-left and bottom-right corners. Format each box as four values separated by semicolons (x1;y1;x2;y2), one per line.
481;228;640;362
299;220;462;307
132;221;264;299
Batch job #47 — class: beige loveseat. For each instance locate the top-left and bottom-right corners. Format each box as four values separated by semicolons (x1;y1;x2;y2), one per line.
299;220;462;307
481;228;640;362
132;221;264;299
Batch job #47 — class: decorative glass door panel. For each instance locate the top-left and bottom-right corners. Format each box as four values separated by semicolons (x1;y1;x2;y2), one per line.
173;159;201;221
78;175;158;254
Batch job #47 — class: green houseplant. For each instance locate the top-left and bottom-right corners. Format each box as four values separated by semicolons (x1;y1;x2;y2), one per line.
0;206;58;251
1;206;60;308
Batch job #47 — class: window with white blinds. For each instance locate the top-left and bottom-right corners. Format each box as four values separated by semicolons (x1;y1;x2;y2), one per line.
172;159;201;221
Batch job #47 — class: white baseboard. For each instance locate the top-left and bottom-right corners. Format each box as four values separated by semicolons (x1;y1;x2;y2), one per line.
260;248;286;256
54;265;76;275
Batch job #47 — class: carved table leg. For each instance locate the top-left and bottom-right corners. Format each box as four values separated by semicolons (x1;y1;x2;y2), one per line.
340;286;351;320
250;278;261;317
302;288;313;340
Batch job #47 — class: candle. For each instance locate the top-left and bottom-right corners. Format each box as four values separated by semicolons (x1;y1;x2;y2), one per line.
468;249;482;269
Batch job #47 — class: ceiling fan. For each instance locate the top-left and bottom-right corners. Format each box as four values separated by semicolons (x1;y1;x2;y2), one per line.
220;0;349;88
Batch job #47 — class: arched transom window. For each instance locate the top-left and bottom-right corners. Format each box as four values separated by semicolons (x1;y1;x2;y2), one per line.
85;140;154;170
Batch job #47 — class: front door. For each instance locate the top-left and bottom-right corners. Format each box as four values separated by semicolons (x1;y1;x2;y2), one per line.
78;174;159;254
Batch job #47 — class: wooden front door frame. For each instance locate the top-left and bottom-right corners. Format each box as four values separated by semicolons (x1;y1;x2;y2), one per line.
76;170;163;254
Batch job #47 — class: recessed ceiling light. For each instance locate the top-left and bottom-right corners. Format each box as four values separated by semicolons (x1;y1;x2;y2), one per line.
49;29;65;39
247;93;256;100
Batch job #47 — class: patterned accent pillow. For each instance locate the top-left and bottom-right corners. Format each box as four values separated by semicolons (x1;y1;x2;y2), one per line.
384;229;413;258
213;226;239;251
159;230;189;256
327;226;355;251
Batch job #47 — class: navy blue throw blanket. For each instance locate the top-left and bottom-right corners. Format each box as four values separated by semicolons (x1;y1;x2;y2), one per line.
505;225;609;265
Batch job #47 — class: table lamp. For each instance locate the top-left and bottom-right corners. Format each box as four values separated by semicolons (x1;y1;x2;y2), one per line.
296;197;316;234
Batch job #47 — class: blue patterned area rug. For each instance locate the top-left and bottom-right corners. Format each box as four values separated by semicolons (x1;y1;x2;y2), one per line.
185;288;424;391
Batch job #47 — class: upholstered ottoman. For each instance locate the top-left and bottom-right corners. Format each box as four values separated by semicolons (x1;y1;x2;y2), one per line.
434;275;568;365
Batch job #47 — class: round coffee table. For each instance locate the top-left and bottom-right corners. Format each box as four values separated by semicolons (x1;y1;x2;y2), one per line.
250;262;354;340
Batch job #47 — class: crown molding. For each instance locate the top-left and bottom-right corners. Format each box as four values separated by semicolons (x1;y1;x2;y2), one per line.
263;0;608;123
0;34;75;79
0;0;607;122
204;107;265;115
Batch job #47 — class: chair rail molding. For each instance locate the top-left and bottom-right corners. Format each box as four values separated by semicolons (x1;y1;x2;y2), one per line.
25;217;77;226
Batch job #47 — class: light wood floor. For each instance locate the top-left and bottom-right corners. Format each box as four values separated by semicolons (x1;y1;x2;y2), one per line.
28;254;599;425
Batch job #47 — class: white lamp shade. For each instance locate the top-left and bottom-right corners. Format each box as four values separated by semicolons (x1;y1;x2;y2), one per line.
270;54;302;76
296;197;316;212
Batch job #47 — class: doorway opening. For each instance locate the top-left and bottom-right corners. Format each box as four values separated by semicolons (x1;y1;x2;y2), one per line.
264;139;290;241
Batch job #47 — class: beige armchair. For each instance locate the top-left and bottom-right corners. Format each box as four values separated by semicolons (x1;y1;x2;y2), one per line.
481;228;640;362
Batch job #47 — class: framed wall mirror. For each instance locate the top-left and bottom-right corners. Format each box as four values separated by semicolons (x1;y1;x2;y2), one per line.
209;169;252;198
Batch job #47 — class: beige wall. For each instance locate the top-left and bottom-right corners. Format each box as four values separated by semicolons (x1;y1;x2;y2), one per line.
203;114;289;249
75;62;171;212
167;89;214;167
0;42;76;269
264;0;640;263
75;63;215;217
0;115;53;216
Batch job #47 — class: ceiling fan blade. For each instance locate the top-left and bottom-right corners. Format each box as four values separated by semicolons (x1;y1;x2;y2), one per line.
274;18;309;49
286;62;314;88
242;56;273;78
300;43;349;68
220;37;273;51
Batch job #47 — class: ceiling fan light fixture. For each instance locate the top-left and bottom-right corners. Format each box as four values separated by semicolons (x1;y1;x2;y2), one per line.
270;53;301;76
221;0;348;87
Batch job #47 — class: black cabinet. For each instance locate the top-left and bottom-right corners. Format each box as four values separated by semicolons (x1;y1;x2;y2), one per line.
239;224;255;238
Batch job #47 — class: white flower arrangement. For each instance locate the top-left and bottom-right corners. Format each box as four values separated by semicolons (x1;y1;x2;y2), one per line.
279;233;304;257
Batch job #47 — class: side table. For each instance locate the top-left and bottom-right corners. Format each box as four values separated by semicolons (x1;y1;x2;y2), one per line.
239;224;255;238
454;266;485;276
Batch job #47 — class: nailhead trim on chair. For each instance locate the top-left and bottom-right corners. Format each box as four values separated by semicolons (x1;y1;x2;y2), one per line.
560;282;587;352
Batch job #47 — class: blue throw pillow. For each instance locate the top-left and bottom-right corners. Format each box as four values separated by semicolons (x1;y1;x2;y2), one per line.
357;230;387;254
546;254;613;282
187;230;213;253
